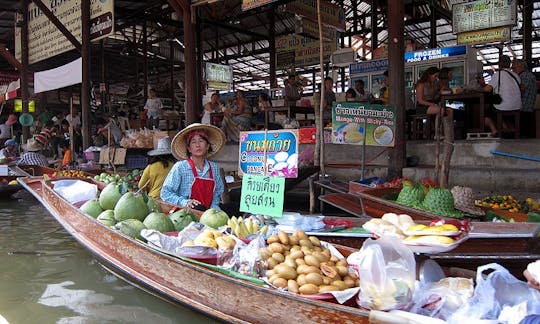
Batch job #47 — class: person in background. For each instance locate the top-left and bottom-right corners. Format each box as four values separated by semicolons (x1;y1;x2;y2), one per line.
144;88;163;130
345;88;357;101
512;59;536;138
57;139;71;167
138;136;175;199
437;67;453;94
65;109;81;130
202;92;223;125
17;139;49;167
0;139;18;162
322;77;336;122
379;70;390;105
0;114;17;147
415;67;447;116
352;79;372;102
284;75;303;107
161;123;225;211
97;114;123;145
483;55;522;136
221;90;252;142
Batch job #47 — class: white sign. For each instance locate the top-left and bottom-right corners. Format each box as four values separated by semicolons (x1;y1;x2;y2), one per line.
15;0;114;64
205;63;233;83
452;0;516;34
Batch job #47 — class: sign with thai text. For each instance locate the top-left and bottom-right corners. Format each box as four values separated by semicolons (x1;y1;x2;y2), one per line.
240;174;285;217
276;34;336;69
238;129;299;178
205;62;233;83
294;16;336;41
457;26;511;45
241;0;279;11
285;0;345;31
452;0;516;34
15;0;114;64
331;102;396;147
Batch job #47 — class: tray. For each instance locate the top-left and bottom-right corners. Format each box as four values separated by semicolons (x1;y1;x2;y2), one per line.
403;235;468;254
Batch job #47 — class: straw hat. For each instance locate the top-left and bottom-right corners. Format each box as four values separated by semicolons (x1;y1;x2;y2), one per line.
148;136;172;156
6;114;17;126
35;133;48;146
171;123;225;160
451;186;484;216
25;139;43;152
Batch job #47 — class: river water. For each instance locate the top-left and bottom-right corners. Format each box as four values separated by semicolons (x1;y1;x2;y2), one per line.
0;190;217;324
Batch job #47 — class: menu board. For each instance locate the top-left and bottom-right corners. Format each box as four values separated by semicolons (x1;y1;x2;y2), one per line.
452;0;517;34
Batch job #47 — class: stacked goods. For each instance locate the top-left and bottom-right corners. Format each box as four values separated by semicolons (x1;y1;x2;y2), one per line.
260;230;359;295
228;216;268;239
50;169;87;178
476;195;522;213
120;129;153;148
396;180;425;207
182;228;236;250
92;170;142;191
421;187;466;219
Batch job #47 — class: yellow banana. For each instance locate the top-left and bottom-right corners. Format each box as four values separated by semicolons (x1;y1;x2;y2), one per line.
260;225;268;235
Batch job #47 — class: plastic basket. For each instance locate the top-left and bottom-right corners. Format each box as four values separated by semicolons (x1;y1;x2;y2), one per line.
126;155;148;169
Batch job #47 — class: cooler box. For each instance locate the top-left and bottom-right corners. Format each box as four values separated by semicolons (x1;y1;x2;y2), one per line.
299;127;316;144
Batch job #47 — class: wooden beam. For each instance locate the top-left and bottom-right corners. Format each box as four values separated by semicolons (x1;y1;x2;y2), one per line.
0;43;23;71
30;0;81;52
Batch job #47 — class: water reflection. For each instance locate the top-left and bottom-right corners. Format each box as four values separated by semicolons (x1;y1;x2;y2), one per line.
0;190;217;324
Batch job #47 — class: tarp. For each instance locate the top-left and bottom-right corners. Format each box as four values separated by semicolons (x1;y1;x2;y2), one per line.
34;57;82;93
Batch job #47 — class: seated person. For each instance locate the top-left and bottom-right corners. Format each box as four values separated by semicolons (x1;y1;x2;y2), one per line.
221;91;252;142
17;139;49;167
0;139;19;162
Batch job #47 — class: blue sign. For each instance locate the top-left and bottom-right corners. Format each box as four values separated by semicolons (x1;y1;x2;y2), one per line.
349;59;389;75
238;130;299;178
404;45;467;63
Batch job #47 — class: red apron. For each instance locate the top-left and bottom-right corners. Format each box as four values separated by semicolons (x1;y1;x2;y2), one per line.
187;158;215;210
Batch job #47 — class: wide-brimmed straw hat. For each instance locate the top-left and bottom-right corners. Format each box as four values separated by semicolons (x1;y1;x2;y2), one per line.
148;136;172;156
6;114;17;126
451;186;484;216
171;123;225;160
25;139;42;152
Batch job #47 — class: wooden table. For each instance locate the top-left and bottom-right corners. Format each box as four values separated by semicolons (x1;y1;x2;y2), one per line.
264;105;314;129
440;91;485;133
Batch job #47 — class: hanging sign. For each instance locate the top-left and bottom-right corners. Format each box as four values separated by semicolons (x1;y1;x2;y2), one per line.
285;0;346;31
276;34;337;69
452;0;517;34
457;26;511;45
240;174;285;217
238;129;299;178
205;63;233;83
241;0;279;11
331;102;396;147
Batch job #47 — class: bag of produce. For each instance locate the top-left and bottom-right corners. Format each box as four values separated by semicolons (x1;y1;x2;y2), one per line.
347;236;416;310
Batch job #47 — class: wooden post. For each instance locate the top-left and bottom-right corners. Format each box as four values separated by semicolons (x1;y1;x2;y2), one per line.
20;0;30;142
81;0;91;151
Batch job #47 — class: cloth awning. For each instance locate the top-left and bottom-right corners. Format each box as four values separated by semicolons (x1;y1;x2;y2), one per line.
34;57;82;93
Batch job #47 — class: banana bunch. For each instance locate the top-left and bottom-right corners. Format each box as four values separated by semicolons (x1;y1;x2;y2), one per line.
227;216;268;239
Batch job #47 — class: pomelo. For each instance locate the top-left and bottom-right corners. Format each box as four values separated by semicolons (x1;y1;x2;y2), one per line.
80;198;103;218
143;212;175;233
169;209;197;232
114;192;148;222
199;208;228;229
99;183;122;210
115;219;146;241
96;210;116;226
147;197;162;213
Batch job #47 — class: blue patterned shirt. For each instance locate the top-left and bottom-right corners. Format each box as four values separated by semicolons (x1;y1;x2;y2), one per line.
16;152;49;167
160;159;224;209
519;70;536;112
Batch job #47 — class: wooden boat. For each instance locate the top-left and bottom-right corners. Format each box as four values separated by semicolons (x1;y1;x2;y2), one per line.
0;165;35;198
18;176;374;323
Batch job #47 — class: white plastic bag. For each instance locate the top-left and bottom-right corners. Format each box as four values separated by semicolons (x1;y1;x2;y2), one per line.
53;180;98;204
449;263;540;323
347;236;416;310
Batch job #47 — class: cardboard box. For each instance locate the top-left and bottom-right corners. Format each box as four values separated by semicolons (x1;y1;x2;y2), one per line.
99;148;126;165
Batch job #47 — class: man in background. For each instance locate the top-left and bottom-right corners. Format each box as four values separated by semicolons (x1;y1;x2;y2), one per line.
512;59;536;138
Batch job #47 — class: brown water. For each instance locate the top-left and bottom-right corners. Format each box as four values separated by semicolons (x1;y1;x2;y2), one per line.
0;190;218;324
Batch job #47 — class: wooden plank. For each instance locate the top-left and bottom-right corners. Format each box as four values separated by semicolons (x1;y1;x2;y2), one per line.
315;179;349;193
319;192;367;217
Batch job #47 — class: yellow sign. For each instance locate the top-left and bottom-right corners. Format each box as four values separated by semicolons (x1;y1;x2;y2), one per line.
14;99;35;113
276;34;337;69
15;0;114;64
241;0;278;11
285;0;345;31
457;26;511;45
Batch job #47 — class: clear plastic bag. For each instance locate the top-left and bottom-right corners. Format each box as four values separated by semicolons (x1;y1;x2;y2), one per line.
53;180;98;204
449;263;540;323
347;236;416;310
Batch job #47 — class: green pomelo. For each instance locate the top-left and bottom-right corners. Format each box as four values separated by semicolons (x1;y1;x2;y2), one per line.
199;208;228;229
143;212;175;233
114;192;149;222
169;209;197;232
80;198;104;218
147;197;162;213
115;219;146;241
96;210;116;226
99;183;122;210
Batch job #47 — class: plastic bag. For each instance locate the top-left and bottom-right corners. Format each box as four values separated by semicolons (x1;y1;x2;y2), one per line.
52;180;98;204
449;263;540;323
347;236;416;310
220;233;266;278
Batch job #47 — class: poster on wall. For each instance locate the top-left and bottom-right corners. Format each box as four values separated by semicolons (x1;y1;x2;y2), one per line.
238;129;299;178
331;102;396;147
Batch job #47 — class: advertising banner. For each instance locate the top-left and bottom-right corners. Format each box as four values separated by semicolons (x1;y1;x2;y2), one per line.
238;129;299;178
276;34;336;69
331;102;396;147
457;26;511;45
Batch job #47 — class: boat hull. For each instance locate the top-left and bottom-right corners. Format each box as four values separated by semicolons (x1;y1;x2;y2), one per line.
21;177;370;324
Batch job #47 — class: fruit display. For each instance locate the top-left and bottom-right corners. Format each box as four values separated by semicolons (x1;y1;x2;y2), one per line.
227;216;268;239
525;198;540;211
51;169;87;178
182;228;236;250
199;208;229;229
476;195;523;213
260;230;359;295
92;169;142;191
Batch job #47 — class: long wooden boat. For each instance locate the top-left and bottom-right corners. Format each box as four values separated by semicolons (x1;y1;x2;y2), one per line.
18;176;374;323
0;165;34;198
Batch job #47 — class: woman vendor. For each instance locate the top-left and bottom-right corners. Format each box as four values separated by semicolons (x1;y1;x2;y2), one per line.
138;136;175;199
160;123;225;211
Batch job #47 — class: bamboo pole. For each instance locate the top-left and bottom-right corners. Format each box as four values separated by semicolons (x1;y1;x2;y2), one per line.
317;0;325;176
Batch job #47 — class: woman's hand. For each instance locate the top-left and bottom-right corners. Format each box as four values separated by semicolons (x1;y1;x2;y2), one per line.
524;269;540;291
186;199;201;209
